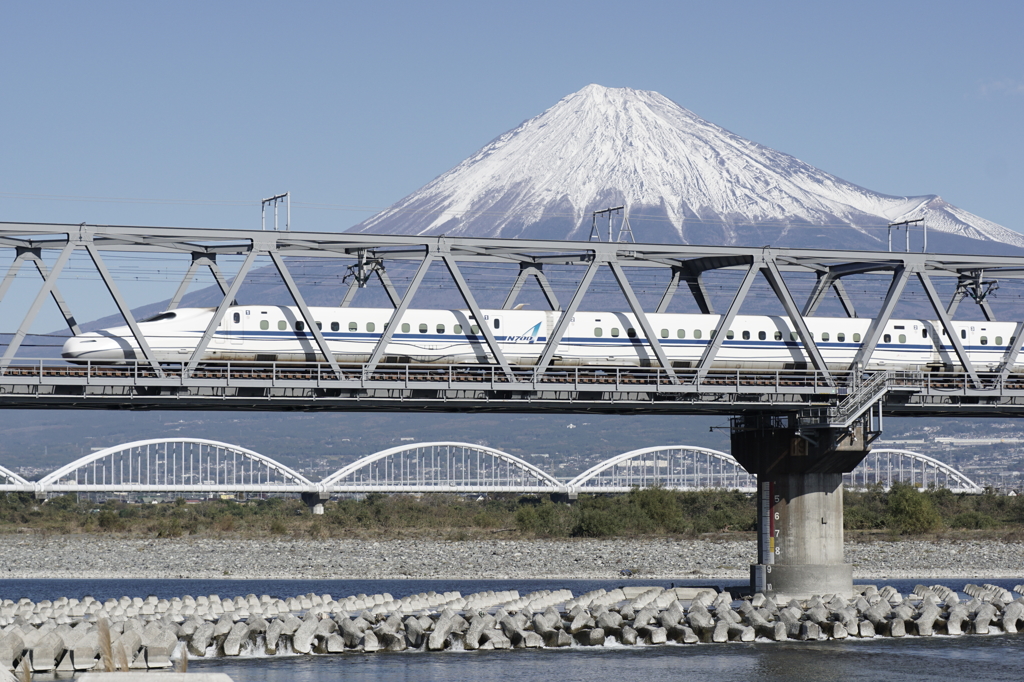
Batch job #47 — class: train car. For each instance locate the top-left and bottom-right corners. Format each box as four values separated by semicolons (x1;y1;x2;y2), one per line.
61;305;1022;372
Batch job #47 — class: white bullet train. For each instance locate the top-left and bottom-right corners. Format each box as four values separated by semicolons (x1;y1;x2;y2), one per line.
61;305;1022;371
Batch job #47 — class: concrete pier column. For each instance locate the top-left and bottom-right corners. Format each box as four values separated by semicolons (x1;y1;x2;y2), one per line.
301;491;330;515
730;413;870;600
753;473;850;599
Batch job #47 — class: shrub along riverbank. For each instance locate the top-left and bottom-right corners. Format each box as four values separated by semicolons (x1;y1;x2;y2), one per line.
0;484;1021;540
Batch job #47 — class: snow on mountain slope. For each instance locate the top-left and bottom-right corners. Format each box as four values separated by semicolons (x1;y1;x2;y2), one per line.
349;84;1024;252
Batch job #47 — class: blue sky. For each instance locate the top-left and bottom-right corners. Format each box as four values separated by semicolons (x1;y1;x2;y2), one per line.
1;0;1021;235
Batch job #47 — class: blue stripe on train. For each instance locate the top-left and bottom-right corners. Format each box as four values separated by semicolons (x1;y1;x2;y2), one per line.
192;329;1008;355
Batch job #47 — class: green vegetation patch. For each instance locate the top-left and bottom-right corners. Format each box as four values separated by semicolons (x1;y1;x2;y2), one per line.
0;484;1020;540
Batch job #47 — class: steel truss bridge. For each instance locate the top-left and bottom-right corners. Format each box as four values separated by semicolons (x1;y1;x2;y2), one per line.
2;222;1024;424
0;439;983;497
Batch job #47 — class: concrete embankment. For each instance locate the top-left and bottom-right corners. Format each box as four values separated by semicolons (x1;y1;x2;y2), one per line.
1;536;1023;580
1;583;1023;670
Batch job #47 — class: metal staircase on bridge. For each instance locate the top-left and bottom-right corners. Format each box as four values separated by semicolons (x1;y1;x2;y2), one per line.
798;371;907;430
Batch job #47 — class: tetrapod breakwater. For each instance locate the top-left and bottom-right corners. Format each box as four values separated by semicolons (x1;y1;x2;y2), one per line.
2;582;1024;672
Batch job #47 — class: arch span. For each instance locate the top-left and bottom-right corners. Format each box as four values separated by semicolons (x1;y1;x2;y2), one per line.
36;438;313;493
0;463;31;491
322;442;563;493
847;448;983;494
568;446;757;493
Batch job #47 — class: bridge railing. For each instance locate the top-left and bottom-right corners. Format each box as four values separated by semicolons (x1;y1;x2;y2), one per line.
6;359;1020;393
0;358;854;392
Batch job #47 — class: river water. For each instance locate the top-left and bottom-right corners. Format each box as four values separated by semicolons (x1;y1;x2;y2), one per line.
6;578;1022;682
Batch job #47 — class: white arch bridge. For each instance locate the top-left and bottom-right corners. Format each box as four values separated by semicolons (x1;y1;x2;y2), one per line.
0;439;984;498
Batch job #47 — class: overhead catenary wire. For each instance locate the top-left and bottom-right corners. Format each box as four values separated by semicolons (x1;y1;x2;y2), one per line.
0;190;944;235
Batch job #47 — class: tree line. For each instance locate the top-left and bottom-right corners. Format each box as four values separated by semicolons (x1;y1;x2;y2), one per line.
0;484;1021;539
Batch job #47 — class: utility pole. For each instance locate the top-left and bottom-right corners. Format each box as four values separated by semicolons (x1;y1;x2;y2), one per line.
887;218;925;253
262;192;291;231
588;206;635;243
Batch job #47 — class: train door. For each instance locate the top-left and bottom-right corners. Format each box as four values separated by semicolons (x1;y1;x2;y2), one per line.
226;310;244;345
486;315;504;360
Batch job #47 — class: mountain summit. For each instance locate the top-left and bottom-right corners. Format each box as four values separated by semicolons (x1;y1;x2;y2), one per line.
350;84;1023;252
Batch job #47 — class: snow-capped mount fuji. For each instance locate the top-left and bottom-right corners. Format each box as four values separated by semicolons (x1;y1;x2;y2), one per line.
349;84;1024;254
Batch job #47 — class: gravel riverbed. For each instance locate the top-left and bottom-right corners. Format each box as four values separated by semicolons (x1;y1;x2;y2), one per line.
0;536;1021;581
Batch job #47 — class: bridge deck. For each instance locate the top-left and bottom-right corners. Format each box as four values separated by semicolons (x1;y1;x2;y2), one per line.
3;361;1024;416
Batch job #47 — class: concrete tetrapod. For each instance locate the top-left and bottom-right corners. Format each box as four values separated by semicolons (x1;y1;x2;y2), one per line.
138;625;178;669
0;632;24;672
3;582;1024;667
222;622;250;657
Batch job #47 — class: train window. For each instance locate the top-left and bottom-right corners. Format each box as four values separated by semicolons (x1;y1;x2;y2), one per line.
758;331;766;341
316;322;323;331
693;330;702;339
898;334;906;343
853;333;861;342
367;322;375;332
260;320;269;330
401;323;410;333
233;312;240;324
660;329;669;338
741;331;750;340
961;329;967;339
837;333;845;342
594;328;603;337
470;325;480;334
821;332;829;342
453;324;461;334
883;334;891;343
278;321;286;331
611;328;620;337
331;322;340;332
493;318;501;329
627;328;637;338
922;329;928;338
726;330;734;340
790;332;799;341
996;336;1003;345
980;336;988;345
677;329;686;339
349;322;357;332
419;323;428;333
295;321;305;331
437;324;445;334
774;331;782;341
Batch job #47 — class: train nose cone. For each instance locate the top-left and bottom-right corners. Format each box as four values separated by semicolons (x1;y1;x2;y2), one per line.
62;334;125;361
62;336;86;358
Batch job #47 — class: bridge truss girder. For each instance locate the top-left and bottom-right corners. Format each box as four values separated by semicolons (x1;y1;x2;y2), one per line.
1;222;1024;416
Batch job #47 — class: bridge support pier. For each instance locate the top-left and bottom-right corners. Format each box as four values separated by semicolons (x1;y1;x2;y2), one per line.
731;413;870;600
301;491;330;515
